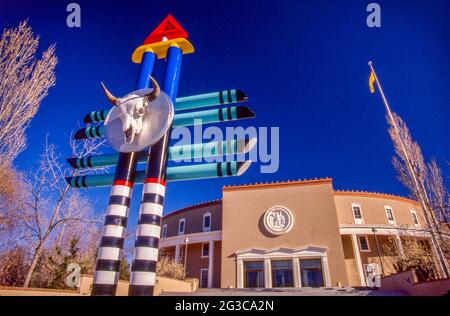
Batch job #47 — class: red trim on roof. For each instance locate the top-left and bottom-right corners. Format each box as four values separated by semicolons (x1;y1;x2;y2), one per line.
163;199;222;219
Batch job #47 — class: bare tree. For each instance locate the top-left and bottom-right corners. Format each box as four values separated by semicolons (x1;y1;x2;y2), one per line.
0;20;57;234
0;168;28;251
426;159;449;225
388;113;450;277
0;165;22;206
0;247;28;286
13;135;108;287
76;225;103;277
0;20;57;170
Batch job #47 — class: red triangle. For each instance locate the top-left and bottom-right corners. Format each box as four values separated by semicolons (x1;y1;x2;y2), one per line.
164;21;175;31
143;15;189;44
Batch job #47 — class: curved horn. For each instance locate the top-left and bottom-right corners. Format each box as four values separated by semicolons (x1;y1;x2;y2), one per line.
100;82;118;105
145;76;161;101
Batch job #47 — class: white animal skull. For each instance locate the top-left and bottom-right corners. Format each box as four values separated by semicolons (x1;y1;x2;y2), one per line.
100;76;160;144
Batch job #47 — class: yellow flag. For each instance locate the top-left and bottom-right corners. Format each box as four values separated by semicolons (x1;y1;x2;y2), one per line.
369;71;376;94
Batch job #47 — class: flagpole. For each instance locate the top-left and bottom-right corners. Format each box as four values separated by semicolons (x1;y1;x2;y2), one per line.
368;61;450;278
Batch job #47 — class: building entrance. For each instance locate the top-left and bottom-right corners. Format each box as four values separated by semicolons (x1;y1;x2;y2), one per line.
244;261;265;288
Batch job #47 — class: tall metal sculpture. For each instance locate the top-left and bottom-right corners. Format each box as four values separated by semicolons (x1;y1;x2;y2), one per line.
66;15;256;296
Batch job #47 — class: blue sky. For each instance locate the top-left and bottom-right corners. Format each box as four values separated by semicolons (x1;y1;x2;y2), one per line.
1;0;449;226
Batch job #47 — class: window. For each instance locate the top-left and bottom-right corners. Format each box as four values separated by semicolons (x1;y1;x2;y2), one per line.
200;269;209;288
201;243;209;258
162;224;167;239
384;206;395;225
271;260;294;288
351;203;364;224
203;213;211;232
410;210;419;227
178;218;185;235
244;261;265;288
300;259;324;287
358;235;370;252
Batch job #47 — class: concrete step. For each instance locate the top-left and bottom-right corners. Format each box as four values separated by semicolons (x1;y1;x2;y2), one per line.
159;287;410;296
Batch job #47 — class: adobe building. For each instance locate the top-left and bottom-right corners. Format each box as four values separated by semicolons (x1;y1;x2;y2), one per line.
159;178;433;289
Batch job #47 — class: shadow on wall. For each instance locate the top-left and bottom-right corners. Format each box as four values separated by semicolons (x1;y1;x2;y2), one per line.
225;212;280;260
258;213;281;239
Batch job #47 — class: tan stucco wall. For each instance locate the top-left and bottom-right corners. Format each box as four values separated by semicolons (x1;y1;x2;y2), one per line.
221;180;349;288
0;286;79;296
341;235;360;286
358;235;398;276
341;234;432;286
334;193;429;286
160;179;429;289
162;202;222;237
81;275;198;296
0;275;198;296
80;275;193;296
381;270;450;296
155;276;198;295
80;275;197;296
334;192;423;227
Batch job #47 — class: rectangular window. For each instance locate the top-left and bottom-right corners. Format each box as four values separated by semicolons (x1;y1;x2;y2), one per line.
271;260;294;288
300;259;324;287
203;213;211;232
244;261;265;288
201;243;209;258
353;206;362;218
200;269;209;288
386;208;393;220
359;235;370;251
352;204;364;224
162;224;167;239
385;206;395;225
410;210;419;227
178;219;185;235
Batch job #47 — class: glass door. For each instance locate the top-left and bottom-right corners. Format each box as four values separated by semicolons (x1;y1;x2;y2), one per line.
244;261;265;288
300;258;324;287
271;260;294;288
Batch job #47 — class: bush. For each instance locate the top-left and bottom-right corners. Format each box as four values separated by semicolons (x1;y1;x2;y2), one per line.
0;247;28;286
383;236;438;281
156;255;185;280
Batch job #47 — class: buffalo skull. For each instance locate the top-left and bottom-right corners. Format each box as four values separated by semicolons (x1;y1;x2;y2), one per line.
100;76;160;144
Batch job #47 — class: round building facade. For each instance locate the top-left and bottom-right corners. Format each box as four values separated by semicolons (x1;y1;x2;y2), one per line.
159;178;431;289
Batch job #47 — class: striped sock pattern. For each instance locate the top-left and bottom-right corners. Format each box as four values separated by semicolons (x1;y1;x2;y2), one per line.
128;177;165;296
91;182;132;295
90;48;154;296
91;153;138;296
129;45;179;296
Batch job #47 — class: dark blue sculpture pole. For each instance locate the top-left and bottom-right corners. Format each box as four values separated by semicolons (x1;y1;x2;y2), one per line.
128;43;182;296
91;48;156;296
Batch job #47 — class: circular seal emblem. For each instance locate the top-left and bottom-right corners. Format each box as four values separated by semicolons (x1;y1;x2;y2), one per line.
263;206;294;235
